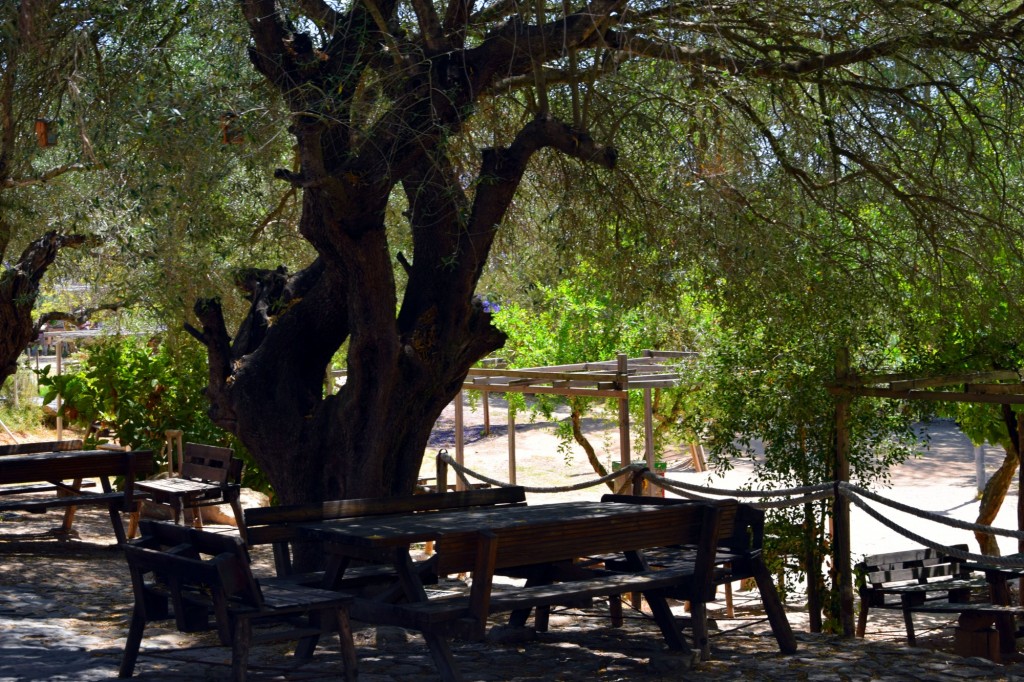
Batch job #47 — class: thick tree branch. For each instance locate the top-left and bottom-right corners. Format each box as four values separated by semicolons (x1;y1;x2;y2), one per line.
465;116;615;267
605;6;1024;79
410;0;445;51
2;162;102;189
295;0;343;29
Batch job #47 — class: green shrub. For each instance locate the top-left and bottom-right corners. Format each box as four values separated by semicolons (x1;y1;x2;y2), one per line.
35;337;270;495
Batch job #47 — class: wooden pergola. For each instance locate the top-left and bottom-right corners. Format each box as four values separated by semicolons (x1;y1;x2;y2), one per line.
453;350;700;486
829;363;1024;636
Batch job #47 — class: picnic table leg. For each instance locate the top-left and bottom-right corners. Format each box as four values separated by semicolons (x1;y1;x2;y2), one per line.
118;608;147;678
609;595;624;628
643;588;691;653
57;478;84;537
899;595;917;647
986;571;1017;654
508;574;549;628
752;558;797;653
336;607;359;682
107;502;128;545
393;547;465;682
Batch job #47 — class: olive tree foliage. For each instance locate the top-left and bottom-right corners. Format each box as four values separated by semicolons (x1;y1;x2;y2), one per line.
185;0;1024;508
0;0;106;383
0;1;274;383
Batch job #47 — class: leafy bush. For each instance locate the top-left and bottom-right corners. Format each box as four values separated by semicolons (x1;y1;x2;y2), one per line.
0;366;43;431
35;336;270;494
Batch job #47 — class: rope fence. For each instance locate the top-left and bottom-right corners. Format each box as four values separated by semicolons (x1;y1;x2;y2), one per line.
435;450;1024;568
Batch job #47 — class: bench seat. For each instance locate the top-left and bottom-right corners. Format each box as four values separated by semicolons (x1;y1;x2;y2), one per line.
119;520;358;681
357;566;698;633
856;544;989;646
0;491;127;514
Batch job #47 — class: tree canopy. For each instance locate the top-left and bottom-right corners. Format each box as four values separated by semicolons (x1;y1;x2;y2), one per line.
3;0;1024;516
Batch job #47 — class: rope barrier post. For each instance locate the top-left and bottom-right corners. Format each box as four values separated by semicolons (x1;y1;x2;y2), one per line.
834;348;855;636
617;353;630;469
632;467;645;497
1015;409;1024;557
455;390;465;492
482;389;490;436
643;388;656;497
437;450;449;494
508;406;517;485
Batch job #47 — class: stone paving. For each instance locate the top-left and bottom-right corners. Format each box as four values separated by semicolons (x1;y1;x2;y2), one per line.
4;509;1024;681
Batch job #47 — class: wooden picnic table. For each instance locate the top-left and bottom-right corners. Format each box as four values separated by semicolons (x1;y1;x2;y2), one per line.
0;449;153;543
954;554;1024;658
296;499;722;681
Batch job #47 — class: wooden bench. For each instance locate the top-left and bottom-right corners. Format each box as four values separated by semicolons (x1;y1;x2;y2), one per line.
856;545;989;645
128;442;245;540
0;449;154;543
0;439;84;455
119;520;358;681
597;495;797;656
243;486;527;590
359;499;725;659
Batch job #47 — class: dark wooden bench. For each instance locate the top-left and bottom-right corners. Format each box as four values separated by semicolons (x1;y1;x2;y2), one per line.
0;439;84;455
243;486;527;590
119;520;358;681
0;449;154;543
597;495;797;656
856;545;990;645
358;499;725;659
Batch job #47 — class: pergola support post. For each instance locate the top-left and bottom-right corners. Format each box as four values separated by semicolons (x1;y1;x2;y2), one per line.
455;390;465;492
834;347;855;636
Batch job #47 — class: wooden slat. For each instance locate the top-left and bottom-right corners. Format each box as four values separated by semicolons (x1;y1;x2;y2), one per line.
435;505;707;574
245;486;526;527
829;386;1024;404
0;450;153;485
0;439;84;456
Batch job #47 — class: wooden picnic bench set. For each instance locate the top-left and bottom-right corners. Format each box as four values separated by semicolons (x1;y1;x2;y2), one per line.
118;485;796;681
0;440;154;544
1;440;797;680
857;545;1024;661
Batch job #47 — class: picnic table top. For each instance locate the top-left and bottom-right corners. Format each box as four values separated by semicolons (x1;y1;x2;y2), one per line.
295;499;700;548
0;449;145;485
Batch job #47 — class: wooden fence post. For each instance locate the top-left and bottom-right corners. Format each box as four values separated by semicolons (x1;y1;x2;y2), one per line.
834;347;855;636
436;451;449;495
455;390;465;492
617;353;630;468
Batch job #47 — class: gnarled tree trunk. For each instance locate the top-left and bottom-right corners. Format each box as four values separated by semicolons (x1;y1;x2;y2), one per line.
974;404;1022;555
0;231;87;385
189;1;618;504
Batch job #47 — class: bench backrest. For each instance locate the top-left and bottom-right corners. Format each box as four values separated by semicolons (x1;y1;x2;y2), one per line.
600;494;752;552
434;499;724;576
0;439;84;456
244;486;527;575
0;449;155;487
180;442;241;484
858;544;971;587
124;520;261;642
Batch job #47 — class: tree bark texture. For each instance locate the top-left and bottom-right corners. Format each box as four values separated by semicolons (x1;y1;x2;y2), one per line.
974;404;1022;555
